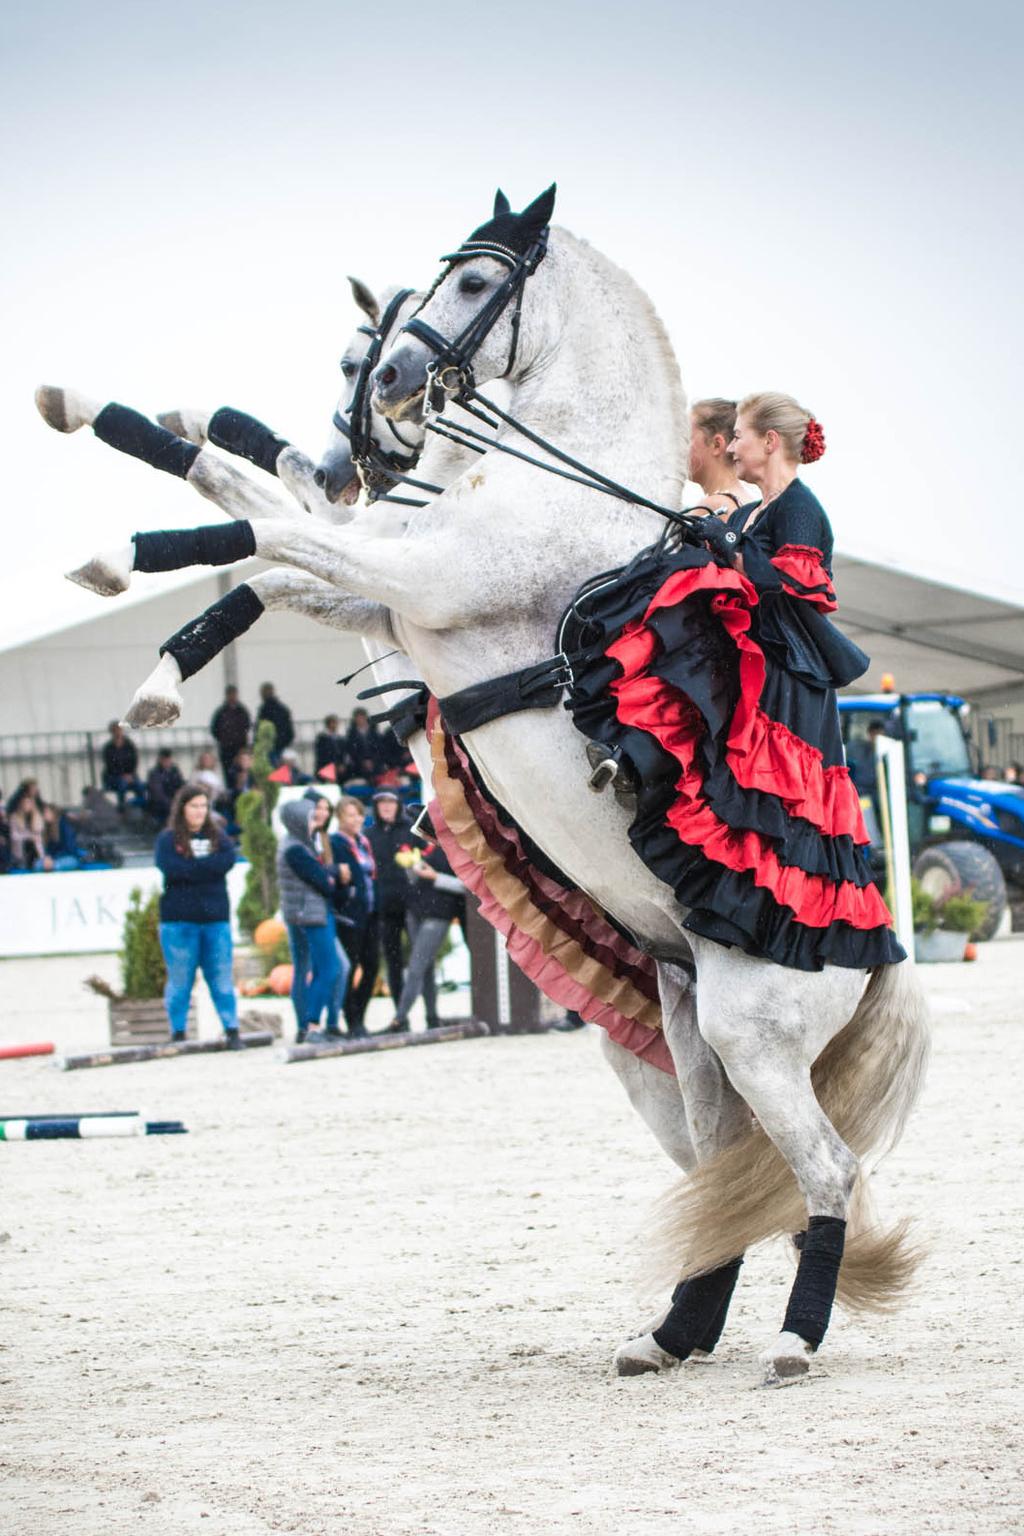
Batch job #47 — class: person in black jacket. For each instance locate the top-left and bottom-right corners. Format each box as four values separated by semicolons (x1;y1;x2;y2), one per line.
314;714;347;781
154;784;239;1045
257;682;295;764
146;748;185;823
366;790;419;1013
102;722;145;810
341;708;382;786
210;686;251;780
387;843;466;1032
329;796;378;1037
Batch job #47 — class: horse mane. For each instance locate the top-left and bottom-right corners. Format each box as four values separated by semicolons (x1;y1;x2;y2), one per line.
552;228;689;507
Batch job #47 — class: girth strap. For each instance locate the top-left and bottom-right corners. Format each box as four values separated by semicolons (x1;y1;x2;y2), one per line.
437;653;574;736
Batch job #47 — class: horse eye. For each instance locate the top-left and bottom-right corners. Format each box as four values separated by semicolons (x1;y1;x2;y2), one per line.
341;360;356;377
459;272;487;295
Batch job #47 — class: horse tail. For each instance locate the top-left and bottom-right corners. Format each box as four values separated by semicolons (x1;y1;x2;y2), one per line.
650;959;930;1313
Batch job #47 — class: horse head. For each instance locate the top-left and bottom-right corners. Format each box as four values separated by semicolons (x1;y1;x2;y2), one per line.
371;185;557;418
315;277;426;503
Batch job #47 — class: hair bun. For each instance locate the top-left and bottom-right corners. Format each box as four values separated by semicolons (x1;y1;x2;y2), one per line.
801;417;826;464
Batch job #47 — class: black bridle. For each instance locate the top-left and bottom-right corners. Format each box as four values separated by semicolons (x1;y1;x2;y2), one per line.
336;287;442;505
394;230;707;541
400;233;550;411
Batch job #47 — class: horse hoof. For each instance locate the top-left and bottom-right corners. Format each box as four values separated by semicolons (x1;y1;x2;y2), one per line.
123;689;181;729
614;1333;680;1377
156;407;209;446
65;551;131;597
35;384;99;433
761;1331;812;1387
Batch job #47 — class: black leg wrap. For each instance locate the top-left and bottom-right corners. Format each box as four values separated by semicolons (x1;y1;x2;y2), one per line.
207;407;290;478
93;402;200;479
159;583;265;681
653;1257;744;1361
132;521;257;573
781;1215;846;1349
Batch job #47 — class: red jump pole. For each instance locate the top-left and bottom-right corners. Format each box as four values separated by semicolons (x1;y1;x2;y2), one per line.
0;1043;56;1061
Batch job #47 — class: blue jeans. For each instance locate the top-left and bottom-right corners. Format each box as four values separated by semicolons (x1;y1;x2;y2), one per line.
325;936;353;1032
159;921;237;1036
287;922;341;1029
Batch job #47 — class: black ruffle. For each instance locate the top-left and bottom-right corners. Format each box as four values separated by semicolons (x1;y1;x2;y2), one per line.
563;544;905;973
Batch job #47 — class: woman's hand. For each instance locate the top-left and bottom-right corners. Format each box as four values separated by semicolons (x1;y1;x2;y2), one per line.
700;518;742;562
338;864;352;884
415;864;437;881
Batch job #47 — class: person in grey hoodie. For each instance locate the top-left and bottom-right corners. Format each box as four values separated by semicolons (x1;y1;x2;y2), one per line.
276;794;346;1044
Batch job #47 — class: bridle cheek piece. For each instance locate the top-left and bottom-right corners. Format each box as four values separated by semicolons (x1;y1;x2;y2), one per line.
337;288;437;504
399;230;551;414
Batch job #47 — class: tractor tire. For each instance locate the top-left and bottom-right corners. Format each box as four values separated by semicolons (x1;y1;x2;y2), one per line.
912;841;1006;942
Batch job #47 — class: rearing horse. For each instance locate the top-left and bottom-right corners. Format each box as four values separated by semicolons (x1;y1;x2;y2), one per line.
60;187;929;1385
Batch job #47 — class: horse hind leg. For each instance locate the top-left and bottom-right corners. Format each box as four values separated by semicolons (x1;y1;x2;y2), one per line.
613;961;751;1378
689;941;865;1385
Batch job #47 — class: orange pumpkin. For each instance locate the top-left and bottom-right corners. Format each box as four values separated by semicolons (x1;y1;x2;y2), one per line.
268;963;294;996
254;917;287;951
964;942;978;962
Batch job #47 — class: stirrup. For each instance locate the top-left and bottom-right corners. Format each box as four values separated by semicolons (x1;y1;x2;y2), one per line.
586;742;632;794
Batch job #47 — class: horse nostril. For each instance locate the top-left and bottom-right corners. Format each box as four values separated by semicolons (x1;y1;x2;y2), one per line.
313;467;326;488
378;364;398;388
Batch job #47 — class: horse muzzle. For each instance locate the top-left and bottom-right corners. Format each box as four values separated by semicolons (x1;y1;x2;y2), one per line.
371;345;427;420
314;445;359;505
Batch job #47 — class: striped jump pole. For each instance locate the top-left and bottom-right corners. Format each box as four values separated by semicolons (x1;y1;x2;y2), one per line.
56;1032;275;1072
0;1043;56;1061
0;1116;187;1140
283;1019;489;1063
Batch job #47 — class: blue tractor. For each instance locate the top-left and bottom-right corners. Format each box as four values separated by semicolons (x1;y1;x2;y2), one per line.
837;691;1024;940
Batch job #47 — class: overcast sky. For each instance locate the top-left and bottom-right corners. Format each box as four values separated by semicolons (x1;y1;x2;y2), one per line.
2;0;1021;655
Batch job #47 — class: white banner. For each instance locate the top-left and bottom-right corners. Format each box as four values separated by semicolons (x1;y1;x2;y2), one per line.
0;864;250;958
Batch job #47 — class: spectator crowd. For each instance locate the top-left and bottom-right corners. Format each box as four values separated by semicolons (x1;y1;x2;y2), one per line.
1;680;422;876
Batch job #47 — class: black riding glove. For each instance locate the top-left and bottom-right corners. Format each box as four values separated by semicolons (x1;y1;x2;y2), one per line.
699;517;742;560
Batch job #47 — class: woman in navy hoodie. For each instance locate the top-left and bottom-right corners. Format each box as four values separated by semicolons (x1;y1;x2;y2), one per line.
154;783;239;1045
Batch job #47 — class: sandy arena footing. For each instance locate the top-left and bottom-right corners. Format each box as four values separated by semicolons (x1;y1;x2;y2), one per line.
0;943;1021;1535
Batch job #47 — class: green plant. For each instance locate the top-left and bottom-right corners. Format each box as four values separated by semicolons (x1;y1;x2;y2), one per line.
911;879;938;935
938;892;987;936
236;719;280;937
910;878;987;938
120;887;167;999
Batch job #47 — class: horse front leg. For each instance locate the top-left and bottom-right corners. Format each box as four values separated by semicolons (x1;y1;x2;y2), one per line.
123;570;394;727
614;961;752;1377
156;405;340;523
37;390;299;529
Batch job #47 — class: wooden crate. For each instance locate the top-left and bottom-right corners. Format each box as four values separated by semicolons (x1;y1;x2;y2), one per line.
108;997;197;1046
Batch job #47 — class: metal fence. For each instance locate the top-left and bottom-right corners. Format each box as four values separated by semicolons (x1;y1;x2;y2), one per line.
0;720;326;808
969;714;1024;775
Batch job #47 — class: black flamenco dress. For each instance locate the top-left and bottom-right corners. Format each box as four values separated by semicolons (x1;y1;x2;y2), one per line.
566;477;905;971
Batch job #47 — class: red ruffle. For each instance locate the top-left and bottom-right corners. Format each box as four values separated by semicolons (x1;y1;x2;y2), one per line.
610;566;869;843
770;544;837;611
606;565;891;932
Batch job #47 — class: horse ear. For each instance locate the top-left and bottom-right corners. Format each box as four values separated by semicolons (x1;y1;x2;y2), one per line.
522;183;556;227
493;189;511;216
347;276;380;325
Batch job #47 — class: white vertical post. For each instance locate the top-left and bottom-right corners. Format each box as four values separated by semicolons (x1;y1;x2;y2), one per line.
494;931;512;1025
876;735;914;956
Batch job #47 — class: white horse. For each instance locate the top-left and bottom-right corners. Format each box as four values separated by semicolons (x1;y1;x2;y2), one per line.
59;190;928;1384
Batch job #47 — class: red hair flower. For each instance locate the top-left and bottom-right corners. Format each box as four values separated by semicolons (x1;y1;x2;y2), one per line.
801;417;826;464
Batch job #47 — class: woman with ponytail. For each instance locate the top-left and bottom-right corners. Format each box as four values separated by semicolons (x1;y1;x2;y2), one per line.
570;392;904;972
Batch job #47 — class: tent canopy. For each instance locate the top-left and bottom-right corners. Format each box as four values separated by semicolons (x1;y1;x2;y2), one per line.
833;554;1024;705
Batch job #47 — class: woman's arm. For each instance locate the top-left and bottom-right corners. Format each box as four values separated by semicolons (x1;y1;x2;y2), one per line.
283;843;334;896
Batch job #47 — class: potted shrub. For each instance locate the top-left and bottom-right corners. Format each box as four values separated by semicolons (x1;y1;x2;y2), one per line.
913;879;987;963
85;887;197;1042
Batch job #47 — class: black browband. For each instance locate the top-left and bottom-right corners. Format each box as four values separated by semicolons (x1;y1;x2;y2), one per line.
400;231;550;407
